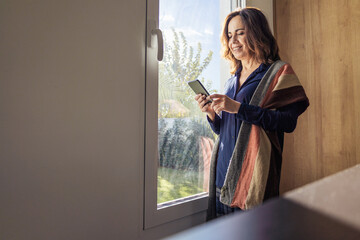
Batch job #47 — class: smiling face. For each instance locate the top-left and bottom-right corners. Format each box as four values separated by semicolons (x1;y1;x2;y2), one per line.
227;15;250;61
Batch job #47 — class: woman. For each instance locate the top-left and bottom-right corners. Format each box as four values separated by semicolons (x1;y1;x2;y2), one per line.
195;8;309;220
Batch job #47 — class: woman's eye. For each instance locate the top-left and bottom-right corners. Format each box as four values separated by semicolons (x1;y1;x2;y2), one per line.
238;32;244;36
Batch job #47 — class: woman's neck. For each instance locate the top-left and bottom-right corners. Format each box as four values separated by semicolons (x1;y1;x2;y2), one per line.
241;58;261;72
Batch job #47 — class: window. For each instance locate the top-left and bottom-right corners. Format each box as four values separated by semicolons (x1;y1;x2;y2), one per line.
156;0;223;206
144;0;241;229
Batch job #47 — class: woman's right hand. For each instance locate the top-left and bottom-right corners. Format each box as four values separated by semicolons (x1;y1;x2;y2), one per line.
195;94;216;121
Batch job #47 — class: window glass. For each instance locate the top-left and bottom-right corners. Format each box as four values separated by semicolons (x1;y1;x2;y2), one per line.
157;0;221;204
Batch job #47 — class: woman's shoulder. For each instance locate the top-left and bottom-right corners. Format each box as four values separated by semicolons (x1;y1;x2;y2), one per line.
270;60;302;91
270;60;296;74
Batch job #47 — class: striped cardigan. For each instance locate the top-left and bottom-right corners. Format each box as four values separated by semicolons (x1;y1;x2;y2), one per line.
207;60;309;220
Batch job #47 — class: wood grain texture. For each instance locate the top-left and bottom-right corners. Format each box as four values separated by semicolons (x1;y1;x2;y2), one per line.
275;0;360;193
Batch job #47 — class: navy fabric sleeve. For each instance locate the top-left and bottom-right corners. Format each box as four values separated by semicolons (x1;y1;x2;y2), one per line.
207;114;221;135
236;101;308;133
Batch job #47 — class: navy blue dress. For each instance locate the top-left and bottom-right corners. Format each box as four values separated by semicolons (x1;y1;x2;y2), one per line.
207;63;307;199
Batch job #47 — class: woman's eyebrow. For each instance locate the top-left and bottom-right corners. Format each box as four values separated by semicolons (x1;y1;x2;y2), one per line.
235;28;245;32
228;28;245;34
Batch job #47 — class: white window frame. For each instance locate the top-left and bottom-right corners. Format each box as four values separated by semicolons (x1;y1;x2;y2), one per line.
144;0;242;229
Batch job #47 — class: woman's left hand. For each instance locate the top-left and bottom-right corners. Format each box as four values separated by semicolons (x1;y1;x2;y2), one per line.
209;94;241;115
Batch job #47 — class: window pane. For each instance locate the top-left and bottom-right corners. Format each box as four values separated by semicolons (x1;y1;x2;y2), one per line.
157;0;221;204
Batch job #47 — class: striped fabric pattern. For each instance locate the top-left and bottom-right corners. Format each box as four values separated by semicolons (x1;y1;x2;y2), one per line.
217;61;309;210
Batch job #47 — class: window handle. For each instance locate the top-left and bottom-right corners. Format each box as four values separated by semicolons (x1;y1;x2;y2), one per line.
148;20;163;61
151;28;163;61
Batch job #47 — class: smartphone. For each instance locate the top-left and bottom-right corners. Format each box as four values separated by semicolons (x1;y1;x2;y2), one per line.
187;79;212;103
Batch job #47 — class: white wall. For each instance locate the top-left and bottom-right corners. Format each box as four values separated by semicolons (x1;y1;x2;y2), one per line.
0;1;206;239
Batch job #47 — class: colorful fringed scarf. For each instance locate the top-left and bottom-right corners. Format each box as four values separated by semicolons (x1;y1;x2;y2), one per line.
207;60;309;220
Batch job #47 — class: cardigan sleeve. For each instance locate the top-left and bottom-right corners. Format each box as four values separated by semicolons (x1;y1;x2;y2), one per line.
236;100;308;133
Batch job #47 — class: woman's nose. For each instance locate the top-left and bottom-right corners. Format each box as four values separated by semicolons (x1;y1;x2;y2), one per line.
234;35;240;42
230;36;238;44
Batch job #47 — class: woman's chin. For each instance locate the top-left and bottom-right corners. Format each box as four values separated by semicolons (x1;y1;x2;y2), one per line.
234;54;248;61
